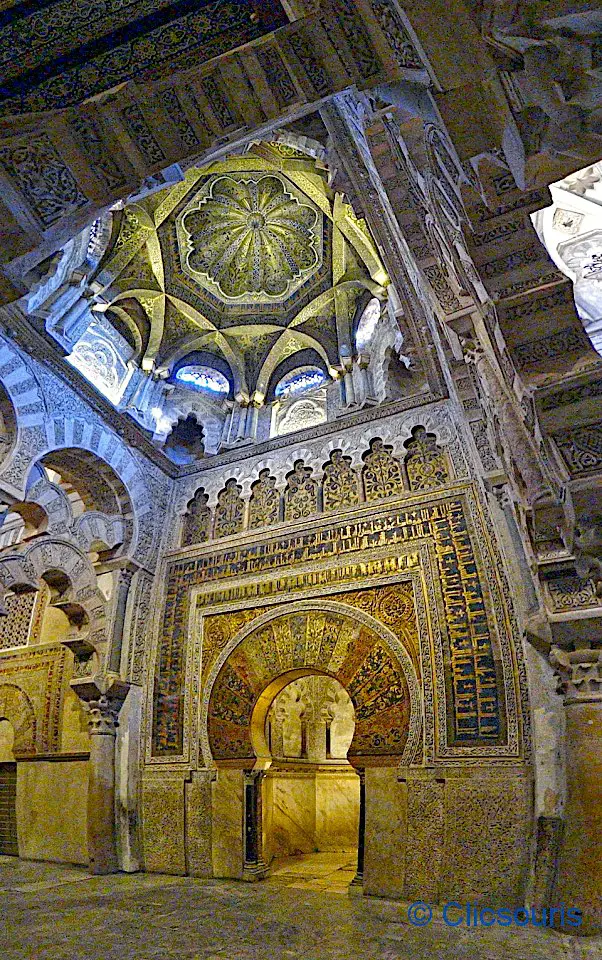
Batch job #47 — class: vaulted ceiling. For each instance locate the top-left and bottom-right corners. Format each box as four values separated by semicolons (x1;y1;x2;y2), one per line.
93;139;388;397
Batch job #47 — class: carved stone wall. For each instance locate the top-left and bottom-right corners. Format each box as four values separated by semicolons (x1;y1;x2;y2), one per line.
146;477;529;770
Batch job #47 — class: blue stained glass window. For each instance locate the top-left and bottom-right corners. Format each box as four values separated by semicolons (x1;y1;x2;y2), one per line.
275;366;327;398
175;365;230;394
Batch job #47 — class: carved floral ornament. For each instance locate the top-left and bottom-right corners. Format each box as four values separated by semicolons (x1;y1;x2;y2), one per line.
178;426;455;547
179;174;322;302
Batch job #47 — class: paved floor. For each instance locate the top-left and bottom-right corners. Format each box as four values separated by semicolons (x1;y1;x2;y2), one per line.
1;855;601;960
266;851;356;893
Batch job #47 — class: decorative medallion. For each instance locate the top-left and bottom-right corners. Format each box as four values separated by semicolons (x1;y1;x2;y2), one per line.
178;173;323;303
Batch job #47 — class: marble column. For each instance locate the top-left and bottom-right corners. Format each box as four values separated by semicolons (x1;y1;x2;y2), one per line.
220;404;233;447
549;645;602;933
235;402;248;441
354;357;369;405
351;768;366;889
72;675;129;875
243;770;267;881
108;567;134;673
343;369;355;407
245;402;260;441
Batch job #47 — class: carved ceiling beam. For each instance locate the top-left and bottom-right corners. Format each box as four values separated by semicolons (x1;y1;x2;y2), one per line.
0;3;417;298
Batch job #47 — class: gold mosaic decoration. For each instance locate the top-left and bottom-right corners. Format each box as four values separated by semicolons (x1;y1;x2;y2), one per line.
206;607;413;762
178;173;323;303
361;438;405;501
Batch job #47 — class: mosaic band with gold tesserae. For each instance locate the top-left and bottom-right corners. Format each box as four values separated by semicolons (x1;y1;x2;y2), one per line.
151;490;507;758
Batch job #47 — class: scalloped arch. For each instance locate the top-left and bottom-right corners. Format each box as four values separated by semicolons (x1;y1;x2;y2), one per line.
0;538;107;650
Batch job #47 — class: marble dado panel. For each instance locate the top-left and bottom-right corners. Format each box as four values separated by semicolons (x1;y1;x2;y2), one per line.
144;483;529;769
264;768;360;860
364;766;532;907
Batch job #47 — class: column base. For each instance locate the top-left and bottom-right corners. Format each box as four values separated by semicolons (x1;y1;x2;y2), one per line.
243;860;269;882
348;873;364;896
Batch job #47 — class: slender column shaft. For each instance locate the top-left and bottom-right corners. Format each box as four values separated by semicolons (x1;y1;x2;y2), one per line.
236;403;248;440
352;769;366;886
550;647;602;934
246;403;259;440
344;370;355;406
243;770;266;880
355;360;369;403
108;569;133;673
87;703;118;875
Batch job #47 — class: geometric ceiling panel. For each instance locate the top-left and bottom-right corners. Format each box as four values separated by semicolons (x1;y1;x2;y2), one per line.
177;173;323;305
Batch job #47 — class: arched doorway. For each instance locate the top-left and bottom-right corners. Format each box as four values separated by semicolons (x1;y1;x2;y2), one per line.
203;601;421;885
262;673;359;890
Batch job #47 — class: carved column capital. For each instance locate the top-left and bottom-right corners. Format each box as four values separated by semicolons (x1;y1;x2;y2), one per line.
549;646;602;704
87;695;122;736
71;674;130;735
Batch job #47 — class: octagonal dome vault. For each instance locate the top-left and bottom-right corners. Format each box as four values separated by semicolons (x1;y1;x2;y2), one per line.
177;172;323;304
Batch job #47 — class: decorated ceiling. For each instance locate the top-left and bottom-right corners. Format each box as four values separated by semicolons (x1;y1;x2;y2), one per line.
0;0;289;116
93;140;388;400
178;173;323;303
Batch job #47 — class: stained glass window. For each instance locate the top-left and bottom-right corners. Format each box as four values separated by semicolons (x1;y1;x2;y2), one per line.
275;366;327;398
175;365;230;395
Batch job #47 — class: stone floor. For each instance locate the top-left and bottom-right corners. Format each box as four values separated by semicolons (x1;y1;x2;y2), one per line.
266;851;356;893
1;855;601;960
